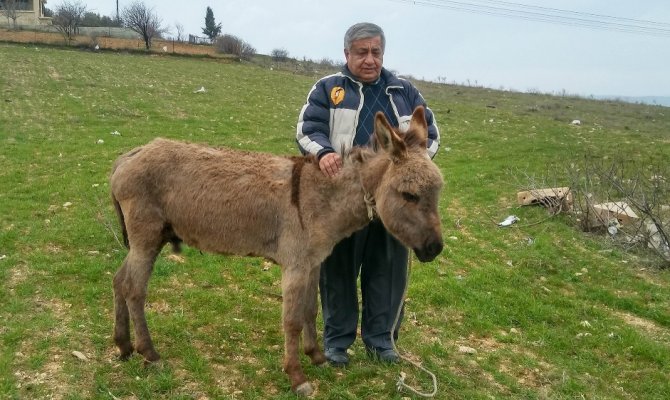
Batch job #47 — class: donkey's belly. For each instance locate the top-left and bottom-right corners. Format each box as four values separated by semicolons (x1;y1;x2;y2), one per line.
169;208;282;258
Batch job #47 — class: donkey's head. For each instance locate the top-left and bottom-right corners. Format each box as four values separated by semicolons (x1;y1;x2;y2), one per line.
361;106;444;262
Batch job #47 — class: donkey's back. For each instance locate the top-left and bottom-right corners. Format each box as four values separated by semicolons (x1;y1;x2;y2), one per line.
111;138;303;257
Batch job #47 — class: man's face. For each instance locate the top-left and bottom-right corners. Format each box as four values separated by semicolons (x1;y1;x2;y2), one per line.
345;36;383;83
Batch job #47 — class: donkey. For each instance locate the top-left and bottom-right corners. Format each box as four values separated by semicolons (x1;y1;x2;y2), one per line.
110;106;444;396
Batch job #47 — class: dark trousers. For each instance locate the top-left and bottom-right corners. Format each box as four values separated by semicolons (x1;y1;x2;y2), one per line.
319;219;408;350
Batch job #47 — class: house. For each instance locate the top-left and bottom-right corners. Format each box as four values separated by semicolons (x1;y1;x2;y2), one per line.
0;0;51;27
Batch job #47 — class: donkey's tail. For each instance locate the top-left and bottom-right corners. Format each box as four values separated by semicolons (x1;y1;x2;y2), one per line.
110;147;144;249
112;192;129;249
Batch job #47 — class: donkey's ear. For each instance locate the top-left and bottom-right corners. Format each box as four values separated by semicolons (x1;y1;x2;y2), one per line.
405;106;428;148
374;112;406;159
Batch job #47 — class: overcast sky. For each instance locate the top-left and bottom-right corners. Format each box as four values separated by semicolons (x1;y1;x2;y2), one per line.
74;0;669;97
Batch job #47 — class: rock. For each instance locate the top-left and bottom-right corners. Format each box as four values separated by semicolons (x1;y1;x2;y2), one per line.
458;345;477;354
71;350;88;361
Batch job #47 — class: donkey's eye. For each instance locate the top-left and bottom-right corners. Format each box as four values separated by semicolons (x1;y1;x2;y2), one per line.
402;192;420;203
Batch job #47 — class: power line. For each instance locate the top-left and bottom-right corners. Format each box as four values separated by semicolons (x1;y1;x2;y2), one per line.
388;0;670;37
471;0;670;28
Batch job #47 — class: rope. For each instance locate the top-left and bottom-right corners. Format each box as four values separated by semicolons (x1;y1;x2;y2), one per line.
364;192;377;220
390;251;439;397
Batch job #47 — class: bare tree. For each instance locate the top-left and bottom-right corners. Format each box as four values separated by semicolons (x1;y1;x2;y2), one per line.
175;22;184;42
214;34;256;60
1;0;22;29
271;48;289;62
122;1;165;50
52;1;87;44
519;156;670;267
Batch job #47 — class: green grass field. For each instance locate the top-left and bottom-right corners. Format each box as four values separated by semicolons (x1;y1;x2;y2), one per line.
1;42;669;399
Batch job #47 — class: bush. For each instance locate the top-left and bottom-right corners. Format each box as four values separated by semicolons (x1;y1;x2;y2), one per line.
214;34;256;60
271;48;289;62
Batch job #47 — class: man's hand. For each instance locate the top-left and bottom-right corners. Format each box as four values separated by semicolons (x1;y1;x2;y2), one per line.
319;152;343;178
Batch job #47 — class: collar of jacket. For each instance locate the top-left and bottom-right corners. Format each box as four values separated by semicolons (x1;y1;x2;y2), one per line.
341;66;404;90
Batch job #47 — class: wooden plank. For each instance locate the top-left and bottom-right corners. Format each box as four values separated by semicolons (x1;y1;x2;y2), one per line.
517;187;573;210
591;201;639;226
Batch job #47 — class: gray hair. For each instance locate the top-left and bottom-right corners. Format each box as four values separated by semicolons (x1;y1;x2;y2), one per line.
344;22;386;52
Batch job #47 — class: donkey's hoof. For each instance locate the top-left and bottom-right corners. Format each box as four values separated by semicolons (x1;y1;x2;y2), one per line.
143;358;167;370
310;352;327;366
138;347;161;363
294;382;314;397
141;354;161;367
117;347;135;361
313;357;328;368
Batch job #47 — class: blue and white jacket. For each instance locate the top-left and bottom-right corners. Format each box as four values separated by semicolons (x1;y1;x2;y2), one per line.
296;67;440;159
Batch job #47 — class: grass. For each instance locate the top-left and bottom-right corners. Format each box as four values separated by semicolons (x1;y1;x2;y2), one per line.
1;42;669;399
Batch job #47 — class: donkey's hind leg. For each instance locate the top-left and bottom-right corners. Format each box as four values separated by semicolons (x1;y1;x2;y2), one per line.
124;243;163;362
113;258;134;359
114;200;166;363
302;265;326;366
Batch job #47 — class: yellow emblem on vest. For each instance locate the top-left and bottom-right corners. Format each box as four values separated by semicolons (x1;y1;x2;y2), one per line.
330;86;345;106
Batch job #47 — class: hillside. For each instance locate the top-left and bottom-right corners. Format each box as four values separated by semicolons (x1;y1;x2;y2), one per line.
1;42;669;400
598;96;670;107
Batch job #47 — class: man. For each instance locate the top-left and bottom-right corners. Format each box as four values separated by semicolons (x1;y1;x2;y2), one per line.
296;22;440;366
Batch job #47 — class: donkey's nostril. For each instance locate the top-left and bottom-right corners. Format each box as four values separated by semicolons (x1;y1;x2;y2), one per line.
427;240;443;257
414;240;443;262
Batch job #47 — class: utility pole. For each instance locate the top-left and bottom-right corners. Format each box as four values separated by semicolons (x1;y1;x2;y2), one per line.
116;0;119;22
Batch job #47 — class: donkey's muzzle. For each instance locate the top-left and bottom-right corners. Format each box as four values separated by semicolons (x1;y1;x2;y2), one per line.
414;239;443;262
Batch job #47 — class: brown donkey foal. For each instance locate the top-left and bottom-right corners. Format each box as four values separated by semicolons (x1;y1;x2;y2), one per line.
110;106;444;396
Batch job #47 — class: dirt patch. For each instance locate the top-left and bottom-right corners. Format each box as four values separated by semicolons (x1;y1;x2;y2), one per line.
634;268;669;288
12;295;85;399
47;65;61;80
1;28;218;56
614;310;670;342
7;262;30;289
13;352;72;400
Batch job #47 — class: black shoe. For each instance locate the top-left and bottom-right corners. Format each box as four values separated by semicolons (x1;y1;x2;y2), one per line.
366;347;400;363
325;347;349;367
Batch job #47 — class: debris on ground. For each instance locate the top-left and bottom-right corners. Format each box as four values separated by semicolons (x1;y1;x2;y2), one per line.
498;215;519;227
517;187;573;212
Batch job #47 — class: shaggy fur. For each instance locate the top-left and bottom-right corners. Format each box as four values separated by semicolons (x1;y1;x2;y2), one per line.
110;107;444;395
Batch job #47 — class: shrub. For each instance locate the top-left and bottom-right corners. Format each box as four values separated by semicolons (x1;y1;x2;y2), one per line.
271;48;289;62
214;34;256;60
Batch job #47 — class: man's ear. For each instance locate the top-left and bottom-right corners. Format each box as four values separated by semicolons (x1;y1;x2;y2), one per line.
374;112;406;160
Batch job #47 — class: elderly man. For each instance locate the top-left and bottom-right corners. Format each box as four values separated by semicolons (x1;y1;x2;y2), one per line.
296;22;440;366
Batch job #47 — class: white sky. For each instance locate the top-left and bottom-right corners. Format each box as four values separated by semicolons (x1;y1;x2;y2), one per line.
71;0;669;97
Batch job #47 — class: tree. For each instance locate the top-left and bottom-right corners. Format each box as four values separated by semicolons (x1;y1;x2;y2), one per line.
52;1;87;44
0;0;22;29
201;6;221;41
122;1;165;50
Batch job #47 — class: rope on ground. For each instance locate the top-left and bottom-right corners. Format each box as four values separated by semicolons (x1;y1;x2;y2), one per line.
390;251;438;398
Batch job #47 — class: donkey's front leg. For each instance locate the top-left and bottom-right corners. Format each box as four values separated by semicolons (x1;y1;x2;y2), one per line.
303;265;326;366
281;267;313;396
